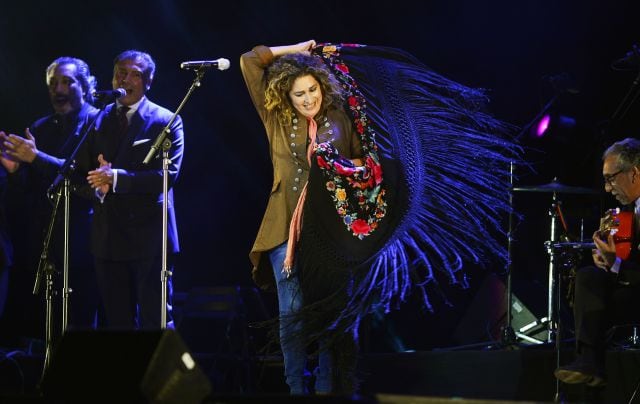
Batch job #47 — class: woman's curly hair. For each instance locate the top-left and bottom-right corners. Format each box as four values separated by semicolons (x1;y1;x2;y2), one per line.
265;53;344;126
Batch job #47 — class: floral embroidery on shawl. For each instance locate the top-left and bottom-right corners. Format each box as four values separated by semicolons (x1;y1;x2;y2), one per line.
312;44;387;239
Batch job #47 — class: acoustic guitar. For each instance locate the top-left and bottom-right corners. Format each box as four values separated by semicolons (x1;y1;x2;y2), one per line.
551;207;633;260
596;207;634;260
552;208;634;304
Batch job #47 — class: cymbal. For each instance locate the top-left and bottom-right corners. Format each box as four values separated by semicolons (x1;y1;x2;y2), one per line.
513;179;600;194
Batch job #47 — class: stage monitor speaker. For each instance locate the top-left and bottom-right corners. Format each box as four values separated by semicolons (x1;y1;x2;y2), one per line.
454;273;546;345
40;329;211;404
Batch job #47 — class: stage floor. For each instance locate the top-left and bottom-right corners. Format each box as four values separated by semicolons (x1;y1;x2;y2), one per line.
2;344;639;403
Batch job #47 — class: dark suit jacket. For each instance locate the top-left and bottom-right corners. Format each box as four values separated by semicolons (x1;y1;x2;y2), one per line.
0;167;11;272
85;97;184;261
8;102;97;271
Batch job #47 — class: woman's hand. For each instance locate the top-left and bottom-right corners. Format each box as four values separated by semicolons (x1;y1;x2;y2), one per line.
294;40;316;55
271;40;317;57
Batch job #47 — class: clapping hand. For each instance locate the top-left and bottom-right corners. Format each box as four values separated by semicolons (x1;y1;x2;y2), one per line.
87;154;113;195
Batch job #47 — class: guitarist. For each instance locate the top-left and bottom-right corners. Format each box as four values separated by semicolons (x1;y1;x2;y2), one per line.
555;137;640;387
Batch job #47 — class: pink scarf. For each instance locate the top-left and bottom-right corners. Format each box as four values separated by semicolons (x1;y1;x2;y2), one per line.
283;117;317;274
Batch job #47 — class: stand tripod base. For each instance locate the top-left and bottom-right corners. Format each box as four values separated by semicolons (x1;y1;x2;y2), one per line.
515;332;546;345
516;316;550;344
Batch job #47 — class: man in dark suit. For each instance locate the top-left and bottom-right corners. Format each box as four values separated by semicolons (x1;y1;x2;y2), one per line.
555;137;640;387
0;57;100;339
85;50;184;329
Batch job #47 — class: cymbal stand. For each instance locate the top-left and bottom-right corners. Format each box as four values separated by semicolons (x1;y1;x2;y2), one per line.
545;193;562;343
544;193;564;402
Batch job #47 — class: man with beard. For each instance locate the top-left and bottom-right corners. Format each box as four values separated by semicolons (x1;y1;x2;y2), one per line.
0;57;102;343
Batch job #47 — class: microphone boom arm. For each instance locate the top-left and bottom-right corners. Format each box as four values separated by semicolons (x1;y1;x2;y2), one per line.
143;69;204;164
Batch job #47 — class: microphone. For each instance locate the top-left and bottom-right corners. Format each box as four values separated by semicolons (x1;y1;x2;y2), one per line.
93;88;127;101
180;58;230;71
611;44;640;71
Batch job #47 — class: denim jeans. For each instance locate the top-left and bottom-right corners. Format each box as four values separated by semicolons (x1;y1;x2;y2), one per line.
269;242;332;394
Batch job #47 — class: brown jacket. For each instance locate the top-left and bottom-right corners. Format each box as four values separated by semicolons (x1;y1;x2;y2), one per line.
240;45;362;288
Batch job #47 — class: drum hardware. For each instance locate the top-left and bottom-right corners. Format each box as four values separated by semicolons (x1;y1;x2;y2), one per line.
514;176;602;401
513;178;600;343
512;178;600;195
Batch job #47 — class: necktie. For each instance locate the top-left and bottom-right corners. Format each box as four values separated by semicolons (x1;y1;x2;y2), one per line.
116;106;130;138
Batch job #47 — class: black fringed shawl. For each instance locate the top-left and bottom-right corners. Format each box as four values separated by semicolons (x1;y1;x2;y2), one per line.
293;43;522;346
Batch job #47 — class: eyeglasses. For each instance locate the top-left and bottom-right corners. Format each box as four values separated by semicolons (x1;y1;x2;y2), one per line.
603;169;625;185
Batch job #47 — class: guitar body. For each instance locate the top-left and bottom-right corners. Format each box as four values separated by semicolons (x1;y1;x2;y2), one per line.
599;208;634;260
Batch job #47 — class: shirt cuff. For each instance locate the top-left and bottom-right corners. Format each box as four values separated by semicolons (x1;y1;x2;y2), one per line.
112;169;120;193
609;257;622;274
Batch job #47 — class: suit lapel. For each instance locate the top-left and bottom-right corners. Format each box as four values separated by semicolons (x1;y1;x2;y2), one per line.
114;98;151;166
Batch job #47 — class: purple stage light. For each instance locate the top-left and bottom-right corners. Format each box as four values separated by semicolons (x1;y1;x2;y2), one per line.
535;114;551;137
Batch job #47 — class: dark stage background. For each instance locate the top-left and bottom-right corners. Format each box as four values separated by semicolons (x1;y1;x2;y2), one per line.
1;0;639;352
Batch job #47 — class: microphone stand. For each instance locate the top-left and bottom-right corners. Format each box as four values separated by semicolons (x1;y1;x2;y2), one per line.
35;102;105;376
611;44;640;122
610;69;640;123
595;49;640;149
499;161;518;346
143;68;205;328
33;187;61;373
